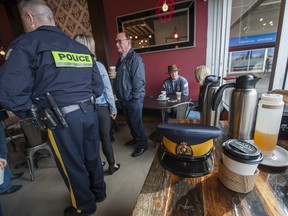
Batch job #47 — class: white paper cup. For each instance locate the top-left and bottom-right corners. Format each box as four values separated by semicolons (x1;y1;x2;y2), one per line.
109;66;116;78
176;92;181;100
0;168;4;185
222;140;263;176
222;154;259;176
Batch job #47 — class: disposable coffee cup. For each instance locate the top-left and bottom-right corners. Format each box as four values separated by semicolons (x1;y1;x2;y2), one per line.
109;66;116;78
222;139;263;176
176;92;181;100
0;168;4;185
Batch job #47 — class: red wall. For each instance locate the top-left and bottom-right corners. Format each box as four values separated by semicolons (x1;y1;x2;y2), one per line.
0;1;208;100
103;0;208;100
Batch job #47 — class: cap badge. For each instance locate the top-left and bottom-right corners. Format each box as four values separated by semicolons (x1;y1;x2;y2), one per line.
176;142;193;156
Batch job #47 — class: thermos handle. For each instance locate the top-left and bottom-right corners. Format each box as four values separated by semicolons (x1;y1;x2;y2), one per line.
212;83;235;111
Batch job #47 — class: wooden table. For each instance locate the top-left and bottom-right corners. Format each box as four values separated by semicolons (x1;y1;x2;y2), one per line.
144;95;192;122
132;122;288;216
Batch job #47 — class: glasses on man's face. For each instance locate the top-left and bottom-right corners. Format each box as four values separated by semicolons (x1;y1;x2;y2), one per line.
114;39;128;44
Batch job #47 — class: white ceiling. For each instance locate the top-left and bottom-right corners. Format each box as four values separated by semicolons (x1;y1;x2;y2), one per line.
230;0;281;37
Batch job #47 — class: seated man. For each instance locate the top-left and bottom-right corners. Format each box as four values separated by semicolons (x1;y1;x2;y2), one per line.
163;64;189;95
163;64;189;121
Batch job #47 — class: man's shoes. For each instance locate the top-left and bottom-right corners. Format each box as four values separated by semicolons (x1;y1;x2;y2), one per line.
131;147;148;157
102;161;106;167
0;185;22;195
95;194;106;203
64;206;96;216
109;164;120;175
125;139;137;146
11;172;24;180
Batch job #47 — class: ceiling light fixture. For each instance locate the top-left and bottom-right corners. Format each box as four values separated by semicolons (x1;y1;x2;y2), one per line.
0;44;6;59
172;26;180;41
162;1;168;12
0;49;5;56
156;0;175;23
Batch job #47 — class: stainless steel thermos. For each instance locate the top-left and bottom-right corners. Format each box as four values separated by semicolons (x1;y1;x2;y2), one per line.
212;75;260;139
198;75;221;126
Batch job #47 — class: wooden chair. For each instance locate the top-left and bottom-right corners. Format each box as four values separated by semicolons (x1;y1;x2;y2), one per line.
19;118;53;181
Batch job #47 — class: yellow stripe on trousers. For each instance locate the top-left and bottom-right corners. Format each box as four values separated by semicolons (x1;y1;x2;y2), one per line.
48;129;77;209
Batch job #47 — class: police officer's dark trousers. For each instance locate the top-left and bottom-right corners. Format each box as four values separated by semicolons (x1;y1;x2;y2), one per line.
47;103;106;212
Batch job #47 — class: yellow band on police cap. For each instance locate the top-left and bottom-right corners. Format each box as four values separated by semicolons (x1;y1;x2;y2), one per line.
162;136;213;157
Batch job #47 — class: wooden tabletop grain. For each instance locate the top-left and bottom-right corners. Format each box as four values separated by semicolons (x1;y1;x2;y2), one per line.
132;122;288;216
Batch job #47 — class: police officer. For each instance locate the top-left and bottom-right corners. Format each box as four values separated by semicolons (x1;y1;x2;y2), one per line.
0;1;105;215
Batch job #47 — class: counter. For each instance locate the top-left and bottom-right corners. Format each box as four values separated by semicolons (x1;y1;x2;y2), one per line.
132;122;288;216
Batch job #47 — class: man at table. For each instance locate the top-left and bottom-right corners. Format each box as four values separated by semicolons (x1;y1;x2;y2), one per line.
163;64;189;122
163;64;189;95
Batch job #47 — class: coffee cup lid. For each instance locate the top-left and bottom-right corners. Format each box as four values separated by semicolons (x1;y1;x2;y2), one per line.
222;139;263;164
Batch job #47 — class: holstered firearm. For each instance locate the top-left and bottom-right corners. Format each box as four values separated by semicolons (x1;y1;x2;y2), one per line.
29;93;68;130
46;92;68;128
30;104;47;130
43;108;58;130
30;98;58;130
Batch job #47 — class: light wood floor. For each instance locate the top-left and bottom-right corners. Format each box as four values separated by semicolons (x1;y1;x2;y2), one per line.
1;121;159;216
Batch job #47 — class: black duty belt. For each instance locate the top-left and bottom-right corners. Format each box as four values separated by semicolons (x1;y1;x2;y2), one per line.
61;98;94;115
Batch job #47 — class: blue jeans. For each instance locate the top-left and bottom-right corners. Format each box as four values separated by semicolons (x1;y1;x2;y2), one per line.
121;97;147;148
0;122;12;193
186;110;201;120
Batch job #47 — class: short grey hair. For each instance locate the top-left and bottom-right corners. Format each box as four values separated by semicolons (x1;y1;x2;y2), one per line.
19;0;55;24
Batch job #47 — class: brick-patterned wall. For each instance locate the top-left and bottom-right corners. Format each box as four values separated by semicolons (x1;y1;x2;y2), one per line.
47;0;92;38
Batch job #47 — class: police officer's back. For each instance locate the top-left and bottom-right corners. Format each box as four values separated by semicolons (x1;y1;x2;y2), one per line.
0;1;105;215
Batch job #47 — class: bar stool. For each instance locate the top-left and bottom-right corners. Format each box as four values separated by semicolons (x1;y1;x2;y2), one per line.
19;118;53;181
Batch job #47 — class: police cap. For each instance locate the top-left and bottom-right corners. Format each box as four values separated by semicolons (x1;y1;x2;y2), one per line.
157;123;222;177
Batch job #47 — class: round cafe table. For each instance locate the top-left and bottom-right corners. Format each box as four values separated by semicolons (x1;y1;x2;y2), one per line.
144;94;192;122
143;94;192;144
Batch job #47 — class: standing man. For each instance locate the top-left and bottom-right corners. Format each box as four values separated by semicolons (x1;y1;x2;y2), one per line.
109;32;148;157
0;1;106;216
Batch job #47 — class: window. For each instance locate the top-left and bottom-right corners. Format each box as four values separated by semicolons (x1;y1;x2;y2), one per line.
207;0;287;101
228;0;282;95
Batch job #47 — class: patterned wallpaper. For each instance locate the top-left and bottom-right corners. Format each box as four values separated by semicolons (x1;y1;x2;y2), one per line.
47;0;93;38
